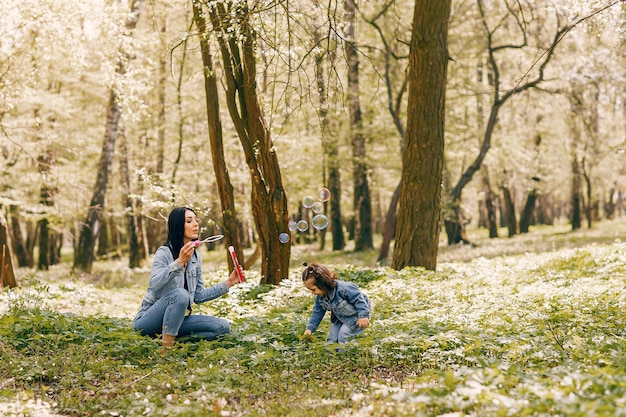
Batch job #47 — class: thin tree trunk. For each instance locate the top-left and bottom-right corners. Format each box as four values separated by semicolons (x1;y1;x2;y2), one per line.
74;0;144;272
519;189;537;233
481;165;498;238
364;8;408;263
314;28;344;251
377;183;400;264
345;0;373;252
119;124;142;268
502;186;517;237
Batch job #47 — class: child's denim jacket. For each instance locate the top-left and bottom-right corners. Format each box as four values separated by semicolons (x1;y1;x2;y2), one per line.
134;246;228;322
306;280;371;333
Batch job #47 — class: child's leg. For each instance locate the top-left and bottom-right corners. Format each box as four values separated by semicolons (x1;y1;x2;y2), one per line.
326;322;342;343
337;324;364;344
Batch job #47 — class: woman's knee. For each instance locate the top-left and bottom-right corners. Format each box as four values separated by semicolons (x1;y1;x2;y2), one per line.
167;288;189;306
217;319;231;336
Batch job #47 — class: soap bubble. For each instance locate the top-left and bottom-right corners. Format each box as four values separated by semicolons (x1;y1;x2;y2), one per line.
297;220;309;232
302;195;315;208
292;248;302;260
318;187;331;202
288;221;297;231
279;232;290;243
312;214;329;230
312;202;324;213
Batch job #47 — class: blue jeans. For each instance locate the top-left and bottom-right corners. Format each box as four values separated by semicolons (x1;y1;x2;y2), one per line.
134;288;230;340
326;322;364;344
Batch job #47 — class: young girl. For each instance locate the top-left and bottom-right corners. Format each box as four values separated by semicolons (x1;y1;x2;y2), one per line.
302;262;371;344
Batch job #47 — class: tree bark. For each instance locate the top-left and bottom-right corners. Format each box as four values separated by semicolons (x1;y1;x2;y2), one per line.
314;28;345;251
0;211;18;288
119;124;142;268
345;0;373;252
377;183;400;264
482;165;498;238
519;189;537;233
9;205;33;268
392;0;451;271
502;186;517;237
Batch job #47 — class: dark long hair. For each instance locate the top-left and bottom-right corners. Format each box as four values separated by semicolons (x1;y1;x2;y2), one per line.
165;207;195;258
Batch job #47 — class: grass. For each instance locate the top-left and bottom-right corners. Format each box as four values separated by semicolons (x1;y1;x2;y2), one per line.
1;219;626;416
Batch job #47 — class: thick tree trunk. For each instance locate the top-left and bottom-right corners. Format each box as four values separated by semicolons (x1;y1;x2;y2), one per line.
392;0;451;271
345;0;373;252
0;211;18;288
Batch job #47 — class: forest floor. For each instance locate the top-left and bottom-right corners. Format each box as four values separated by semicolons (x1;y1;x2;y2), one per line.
1;218;626;416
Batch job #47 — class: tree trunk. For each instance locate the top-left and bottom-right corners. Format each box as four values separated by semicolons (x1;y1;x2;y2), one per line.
97;215;109;258
377;183;400;264
519;189;537;233
202;0;290;284
502;186;517;237
392;0;451;271
37;148;56;270
119;124;142;268
0;211;18;288
482;165;498;238
314;28;345;251
582;162;593;228
345;0;373;252
364;10;408;264
9;205;33;268
74;0;144;273
192;1;243;273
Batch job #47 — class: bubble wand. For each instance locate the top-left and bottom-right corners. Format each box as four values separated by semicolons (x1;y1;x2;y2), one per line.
193;234;225;246
228;245;245;283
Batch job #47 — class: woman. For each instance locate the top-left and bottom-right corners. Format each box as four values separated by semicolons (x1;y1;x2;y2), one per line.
134;207;241;347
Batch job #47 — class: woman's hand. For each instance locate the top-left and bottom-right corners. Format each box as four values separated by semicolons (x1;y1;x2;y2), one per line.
303;329;312;339
225;268;240;288
177;241;196;267
357;318;370;329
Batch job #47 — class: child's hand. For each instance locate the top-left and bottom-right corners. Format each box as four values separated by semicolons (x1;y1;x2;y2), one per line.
303;329;312;339
357;318;370;329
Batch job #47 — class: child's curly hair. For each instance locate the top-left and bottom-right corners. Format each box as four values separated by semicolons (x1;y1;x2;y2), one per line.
301;262;337;296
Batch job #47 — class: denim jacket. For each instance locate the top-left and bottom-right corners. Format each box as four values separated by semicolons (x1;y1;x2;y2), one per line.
306;280;371;333
134;245;228;321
